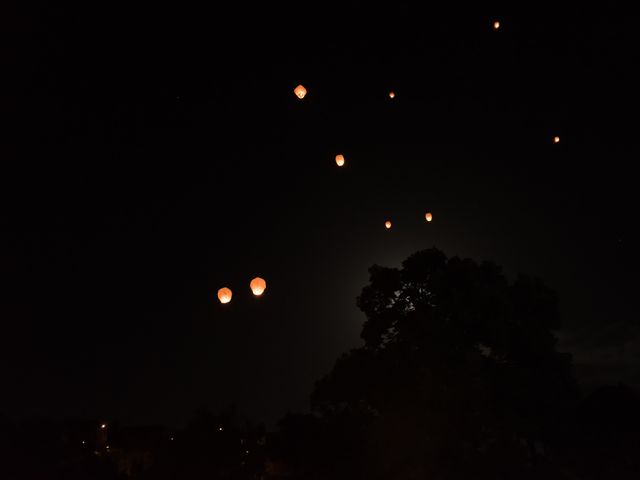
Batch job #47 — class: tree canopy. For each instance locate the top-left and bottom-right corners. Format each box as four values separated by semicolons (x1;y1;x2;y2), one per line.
281;248;577;480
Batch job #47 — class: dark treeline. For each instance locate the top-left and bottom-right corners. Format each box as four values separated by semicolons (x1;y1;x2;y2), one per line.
2;248;639;480
0;407;266;480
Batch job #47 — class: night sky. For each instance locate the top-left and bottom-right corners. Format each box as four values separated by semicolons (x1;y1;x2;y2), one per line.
1;3;639;427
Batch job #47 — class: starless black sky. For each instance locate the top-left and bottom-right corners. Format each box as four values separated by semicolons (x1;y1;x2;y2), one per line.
1;3;639;427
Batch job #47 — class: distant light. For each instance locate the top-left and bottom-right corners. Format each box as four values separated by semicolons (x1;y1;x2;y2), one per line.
425;212;433;222
294;85;307;99
170;437;174;441
106;445;110;450
219;427;223;432
335;154;345;167
385;220;392;229
218;288;232;304
250;277;267;296
389;91;395;99
553;136;560;143
82;441;85;445
100;424;107;429
493;21;500;30
246;450;250;454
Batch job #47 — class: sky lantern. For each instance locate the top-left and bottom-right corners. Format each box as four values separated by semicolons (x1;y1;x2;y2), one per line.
335;154;345;167
425;212;433;222
385;220;392;229
218;287;232;304
294;85;307;99
250;277;267;296
493;21;500;30
389;91;395;99
553;136;560;143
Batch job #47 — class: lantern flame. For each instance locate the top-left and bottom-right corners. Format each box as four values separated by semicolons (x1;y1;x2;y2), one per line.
294;85;307;99
385;220;392;229
250;277;267;296
553;136;560;143
493;21;500;30
389;91;395;99
218;287;232;304
425;212;433;222
335;154;345;167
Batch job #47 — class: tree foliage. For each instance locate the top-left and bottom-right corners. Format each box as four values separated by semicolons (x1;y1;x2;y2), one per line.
305;248;577;479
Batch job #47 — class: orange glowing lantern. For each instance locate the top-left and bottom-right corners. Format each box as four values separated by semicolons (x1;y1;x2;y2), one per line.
385;220;392;229
294;85;307;99
493;21;500;30
389;91;395;99
250;277;267;296
218;287;232;304
553;136;560;144
425;212;433;222
335;154;345;167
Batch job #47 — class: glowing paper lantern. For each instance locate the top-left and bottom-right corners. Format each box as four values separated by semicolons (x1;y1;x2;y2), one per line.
250;277;267;296
294;85;307;99
553;136;560;143
335;154;345;167
493;21;500;30
385;220;392;229
389;91;395;99
218;287;232;304
425;212;433;222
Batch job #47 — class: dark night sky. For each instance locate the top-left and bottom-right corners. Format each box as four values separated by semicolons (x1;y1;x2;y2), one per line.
1;3;639;427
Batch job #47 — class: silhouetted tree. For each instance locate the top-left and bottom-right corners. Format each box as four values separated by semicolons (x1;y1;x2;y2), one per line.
281;248;577;480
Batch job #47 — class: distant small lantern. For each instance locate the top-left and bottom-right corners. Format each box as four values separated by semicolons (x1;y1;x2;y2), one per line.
553;136;560;144
294;85;307;99
250;277;267;296
389;91;395;99
335;154;345;167
385;220;392;229
218;287;232;304
425;212;433;222
493;21;500;30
